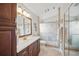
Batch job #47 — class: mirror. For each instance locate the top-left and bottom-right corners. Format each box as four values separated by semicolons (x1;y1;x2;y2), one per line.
16;7;32;37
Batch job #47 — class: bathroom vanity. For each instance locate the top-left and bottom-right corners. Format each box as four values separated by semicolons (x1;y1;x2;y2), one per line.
16;4;40;56
17;36;40;56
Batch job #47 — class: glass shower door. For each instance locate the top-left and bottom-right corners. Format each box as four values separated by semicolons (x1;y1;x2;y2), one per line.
68;20;79;56
69;3;79;56
64;3;79;56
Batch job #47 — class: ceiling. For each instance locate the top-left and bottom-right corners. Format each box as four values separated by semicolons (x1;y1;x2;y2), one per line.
23;3;69;18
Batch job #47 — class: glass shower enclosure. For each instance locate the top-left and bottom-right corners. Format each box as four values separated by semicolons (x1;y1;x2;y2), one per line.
64;3;79;56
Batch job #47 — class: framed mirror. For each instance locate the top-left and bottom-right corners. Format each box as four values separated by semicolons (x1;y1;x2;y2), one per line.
16;7;32;37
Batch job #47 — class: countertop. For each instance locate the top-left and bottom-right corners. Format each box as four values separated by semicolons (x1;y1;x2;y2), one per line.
17;36;40;53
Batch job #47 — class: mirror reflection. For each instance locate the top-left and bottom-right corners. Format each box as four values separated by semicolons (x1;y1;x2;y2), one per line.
16;6;32;37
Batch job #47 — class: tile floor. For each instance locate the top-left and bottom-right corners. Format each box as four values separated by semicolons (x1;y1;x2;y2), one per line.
39;44;62;56
65;49;79;56
39;43;79;56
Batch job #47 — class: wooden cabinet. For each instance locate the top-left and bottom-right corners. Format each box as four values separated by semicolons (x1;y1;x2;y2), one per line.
28;39;40;56
29;40;38;56
17;39;40;56
32;40;40;56
17;47;29;56
29;43;34;56
0;3;16;56
32;41;38;56
0;31;11;55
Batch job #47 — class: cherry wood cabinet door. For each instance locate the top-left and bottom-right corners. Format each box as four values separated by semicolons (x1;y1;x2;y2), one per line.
28;43;34;56
0;3;16;56
28;40;40;56
0;31;11;55
32;41;38;56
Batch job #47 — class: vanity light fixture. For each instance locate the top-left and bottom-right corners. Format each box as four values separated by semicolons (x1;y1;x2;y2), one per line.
17;6;31;18
17;7;22;14
23;10;31;18
26;13;31;18
23;10;28;16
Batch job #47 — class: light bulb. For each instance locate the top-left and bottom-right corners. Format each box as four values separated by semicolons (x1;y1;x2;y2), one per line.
17;7;22;14
23;10;31;18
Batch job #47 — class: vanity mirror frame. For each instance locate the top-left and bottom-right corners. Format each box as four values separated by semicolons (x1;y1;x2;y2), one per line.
17;7;32;38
